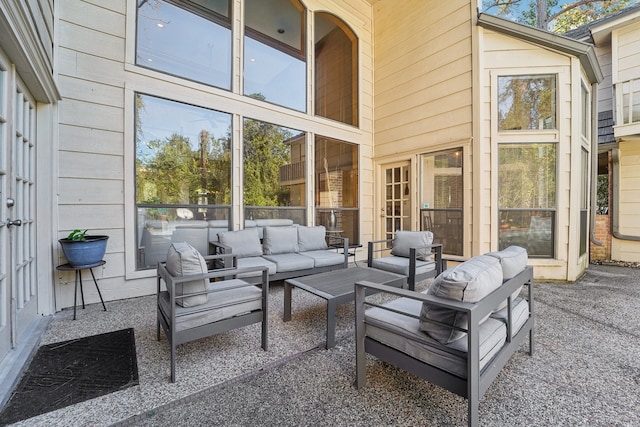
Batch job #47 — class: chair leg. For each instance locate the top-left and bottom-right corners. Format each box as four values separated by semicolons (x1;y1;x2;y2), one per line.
170;343;176;383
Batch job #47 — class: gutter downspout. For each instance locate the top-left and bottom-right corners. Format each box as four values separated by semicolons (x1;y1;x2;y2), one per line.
590;82;603;246
612;148;640;241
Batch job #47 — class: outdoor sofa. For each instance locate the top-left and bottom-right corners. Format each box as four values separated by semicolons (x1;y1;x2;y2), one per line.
355;246;534;427
211;225;349;282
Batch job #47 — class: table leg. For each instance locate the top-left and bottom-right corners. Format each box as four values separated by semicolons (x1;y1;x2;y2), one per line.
326;299;336;349
283;281;292;322
79;273;86;309
73;270;79;320
89;268;107;311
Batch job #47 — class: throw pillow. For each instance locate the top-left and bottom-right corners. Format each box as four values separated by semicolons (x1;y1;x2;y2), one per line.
391;230;433;260
165;242;208;307
263;226;299;255
419;255;503;344
297;226;328;252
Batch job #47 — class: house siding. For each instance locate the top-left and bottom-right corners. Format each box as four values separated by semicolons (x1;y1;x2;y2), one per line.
612;141;640;261
481;29;581;281
372;0;473;156
53;0;374;308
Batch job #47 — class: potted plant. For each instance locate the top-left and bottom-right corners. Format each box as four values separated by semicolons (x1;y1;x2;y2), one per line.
59;229;109;267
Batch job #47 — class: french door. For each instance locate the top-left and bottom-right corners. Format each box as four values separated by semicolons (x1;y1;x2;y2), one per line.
0;61;38;364
380;162;412;241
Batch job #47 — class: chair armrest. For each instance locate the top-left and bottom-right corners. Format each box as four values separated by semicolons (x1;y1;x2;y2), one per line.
367;239;394;266
409;243;443;275
355;266;533;329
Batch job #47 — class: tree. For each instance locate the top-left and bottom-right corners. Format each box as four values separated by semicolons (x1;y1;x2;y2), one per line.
483;0;637;32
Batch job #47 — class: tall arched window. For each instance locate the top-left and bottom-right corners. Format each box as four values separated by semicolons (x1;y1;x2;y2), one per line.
314;12;358;126
244;0;306;111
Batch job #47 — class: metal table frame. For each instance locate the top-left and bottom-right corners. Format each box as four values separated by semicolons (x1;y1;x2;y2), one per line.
284;266;405;349
56;260;107;320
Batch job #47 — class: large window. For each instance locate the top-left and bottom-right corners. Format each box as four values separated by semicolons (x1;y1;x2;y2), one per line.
498;144;556;257
132;2;361;270
420;149;463;256
135;93;232;269
314;12;358;126
243;0;306;111
498;75;556;131
315;137;359;244
136;0;232;90
243;119;306;224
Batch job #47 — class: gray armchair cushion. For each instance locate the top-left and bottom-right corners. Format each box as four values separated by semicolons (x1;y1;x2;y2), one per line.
365;296;507;378
263;226;299;255
297;225;328;252
165;242;208;307
218;228;263;258
370;256;436;277
391;230;434;260
419;255;503;344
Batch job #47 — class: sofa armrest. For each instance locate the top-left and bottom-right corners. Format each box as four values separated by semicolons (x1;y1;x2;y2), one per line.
327;235;350;267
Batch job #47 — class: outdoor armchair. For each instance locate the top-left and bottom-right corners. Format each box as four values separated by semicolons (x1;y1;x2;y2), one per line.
156;242;269;382
367;230;443;290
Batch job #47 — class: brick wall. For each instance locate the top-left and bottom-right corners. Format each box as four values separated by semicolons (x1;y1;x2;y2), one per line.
590;214;611;261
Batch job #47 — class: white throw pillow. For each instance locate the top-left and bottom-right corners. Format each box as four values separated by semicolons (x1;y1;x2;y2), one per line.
165;242;208;307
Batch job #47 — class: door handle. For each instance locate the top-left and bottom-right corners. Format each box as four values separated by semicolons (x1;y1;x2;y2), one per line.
7;219;22;228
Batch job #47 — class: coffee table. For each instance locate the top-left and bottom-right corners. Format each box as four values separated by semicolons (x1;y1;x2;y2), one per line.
284;266;406;349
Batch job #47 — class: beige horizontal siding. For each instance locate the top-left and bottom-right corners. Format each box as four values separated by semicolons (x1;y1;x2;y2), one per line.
373;0;472;158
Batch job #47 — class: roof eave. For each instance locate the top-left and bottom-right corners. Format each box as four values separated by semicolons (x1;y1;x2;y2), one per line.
477;13;603;84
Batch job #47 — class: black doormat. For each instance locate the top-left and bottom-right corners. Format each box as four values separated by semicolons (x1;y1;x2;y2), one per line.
0;328;138;425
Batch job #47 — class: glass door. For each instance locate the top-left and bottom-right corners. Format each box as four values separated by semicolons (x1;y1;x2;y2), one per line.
381;162;411;241
0;63;38;363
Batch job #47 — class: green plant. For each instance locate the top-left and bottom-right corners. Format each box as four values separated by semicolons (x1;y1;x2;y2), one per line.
66;229;88;241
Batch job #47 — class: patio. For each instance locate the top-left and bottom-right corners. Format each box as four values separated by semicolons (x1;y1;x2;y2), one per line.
4;262;640;426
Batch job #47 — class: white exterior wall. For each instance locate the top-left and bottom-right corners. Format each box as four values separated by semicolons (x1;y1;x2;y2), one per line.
480;29;584;281
54;0;374;308
611;21;640;262
371;0;474;252
612;141;640;261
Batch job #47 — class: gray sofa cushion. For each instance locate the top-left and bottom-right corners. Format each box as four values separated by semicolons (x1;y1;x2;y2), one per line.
370;256;436;277
165;242;209;307
487;245;528;279
391;230;434;260
419;255;503;344
263;226;299;255
299;250;344;267
262;253;314;272
236;257;277;277
487;245;528;310
218;228;263;258
365;296;507;379
297;225;328;252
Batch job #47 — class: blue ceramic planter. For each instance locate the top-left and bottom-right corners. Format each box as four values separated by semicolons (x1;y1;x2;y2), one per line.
59;235;109;268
